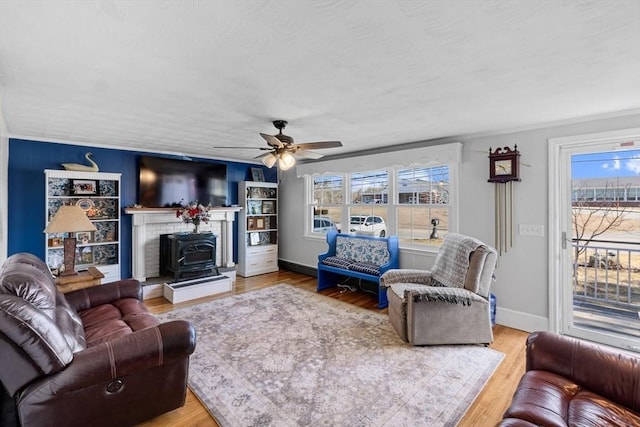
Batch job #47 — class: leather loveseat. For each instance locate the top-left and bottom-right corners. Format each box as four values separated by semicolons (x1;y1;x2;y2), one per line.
0;253;196;427
499;331;640;426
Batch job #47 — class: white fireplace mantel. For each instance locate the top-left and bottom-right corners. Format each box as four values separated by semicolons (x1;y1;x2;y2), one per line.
125;207;242;282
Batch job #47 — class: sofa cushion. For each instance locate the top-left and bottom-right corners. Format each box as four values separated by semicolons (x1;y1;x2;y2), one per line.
55;292;86;352
0;258;86;354
502;370;576;427
568;390;640;426
0;264;57;319
502;369;640;427
79;298;159;347
0;295;74;373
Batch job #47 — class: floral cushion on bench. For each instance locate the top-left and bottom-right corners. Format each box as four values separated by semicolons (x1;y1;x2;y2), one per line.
335;236;390;266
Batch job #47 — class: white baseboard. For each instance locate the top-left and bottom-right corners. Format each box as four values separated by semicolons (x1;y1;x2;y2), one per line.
496;306;549;333
142;283;164;300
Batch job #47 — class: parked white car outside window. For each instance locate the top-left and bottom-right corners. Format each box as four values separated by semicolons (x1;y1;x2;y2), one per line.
349;215;386;237
313;217;339;233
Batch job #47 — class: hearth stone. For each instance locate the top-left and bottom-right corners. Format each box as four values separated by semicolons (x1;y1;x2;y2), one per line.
163;275;232;303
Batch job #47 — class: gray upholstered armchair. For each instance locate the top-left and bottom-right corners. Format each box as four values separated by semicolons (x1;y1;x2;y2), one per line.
380;233;497;345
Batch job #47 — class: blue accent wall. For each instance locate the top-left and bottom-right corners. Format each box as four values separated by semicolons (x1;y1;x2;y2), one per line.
7;138;277;279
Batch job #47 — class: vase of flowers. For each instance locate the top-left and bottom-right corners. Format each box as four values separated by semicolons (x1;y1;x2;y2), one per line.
176;202;211;234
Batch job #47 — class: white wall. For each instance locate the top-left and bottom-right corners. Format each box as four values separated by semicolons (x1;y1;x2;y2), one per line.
278;113;640;332
0;95;7;264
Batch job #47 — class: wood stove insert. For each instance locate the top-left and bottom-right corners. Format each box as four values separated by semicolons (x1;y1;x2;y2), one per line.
165;232;219;282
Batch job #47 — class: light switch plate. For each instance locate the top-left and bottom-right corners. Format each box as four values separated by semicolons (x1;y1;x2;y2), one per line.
519;224;544;236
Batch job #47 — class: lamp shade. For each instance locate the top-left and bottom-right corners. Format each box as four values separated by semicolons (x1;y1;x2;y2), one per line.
261;152;278;168
44;205;97;234
278;152;296;170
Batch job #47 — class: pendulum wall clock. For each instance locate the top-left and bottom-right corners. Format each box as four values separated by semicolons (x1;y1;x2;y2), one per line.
488;145;521;255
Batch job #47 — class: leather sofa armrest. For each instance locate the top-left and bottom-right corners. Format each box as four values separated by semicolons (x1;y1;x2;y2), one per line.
380;269;433;287
34;320;196;395
526;331;640;412
64;279;142;312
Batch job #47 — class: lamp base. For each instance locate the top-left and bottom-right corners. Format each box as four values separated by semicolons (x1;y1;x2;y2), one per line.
59;269;79;277
61;236;78;276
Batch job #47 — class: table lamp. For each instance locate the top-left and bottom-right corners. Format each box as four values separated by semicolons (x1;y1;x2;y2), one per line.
44;205;97;276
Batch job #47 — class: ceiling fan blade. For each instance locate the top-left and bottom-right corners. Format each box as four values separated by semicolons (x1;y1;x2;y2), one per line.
254;151;275;160
213;146;271;150
294;150;325;160
293;141;343;150
260;133;284;148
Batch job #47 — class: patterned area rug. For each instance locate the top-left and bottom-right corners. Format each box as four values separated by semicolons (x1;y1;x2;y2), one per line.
159;284;504;426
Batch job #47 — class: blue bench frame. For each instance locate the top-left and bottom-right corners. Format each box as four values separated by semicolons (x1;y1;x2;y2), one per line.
317;230;400;309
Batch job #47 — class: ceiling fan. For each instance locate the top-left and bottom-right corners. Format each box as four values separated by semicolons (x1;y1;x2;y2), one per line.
216;120;342;170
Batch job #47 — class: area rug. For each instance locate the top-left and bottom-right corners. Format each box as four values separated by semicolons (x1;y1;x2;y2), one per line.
158;284;504;426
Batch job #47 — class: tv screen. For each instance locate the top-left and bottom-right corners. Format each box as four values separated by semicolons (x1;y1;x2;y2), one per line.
138;156;227;207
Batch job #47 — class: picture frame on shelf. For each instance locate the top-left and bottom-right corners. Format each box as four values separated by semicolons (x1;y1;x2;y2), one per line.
75;231;92;245
77;247;93;264
49;236;64;247
249;232;260;246
250;187;264;199
251;167;265;182
248;200;262;215
71;179;99;196
256;217;265;230
260;232;272;245
248;218;256;230
262;200;275;214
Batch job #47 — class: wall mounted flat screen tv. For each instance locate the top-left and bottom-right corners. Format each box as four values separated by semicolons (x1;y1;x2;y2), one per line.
138;156;227;207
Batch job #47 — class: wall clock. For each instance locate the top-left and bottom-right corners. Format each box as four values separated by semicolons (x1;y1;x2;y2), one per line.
488;145;520;183
488;145;521;256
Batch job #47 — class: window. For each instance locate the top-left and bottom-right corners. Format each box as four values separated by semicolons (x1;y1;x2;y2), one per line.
396;165;450;246
350;170;388;204
312;175;343;233
307;166;453;247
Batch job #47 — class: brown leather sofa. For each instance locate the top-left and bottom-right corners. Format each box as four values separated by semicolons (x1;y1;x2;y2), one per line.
0;253;196;427
499;331;640;426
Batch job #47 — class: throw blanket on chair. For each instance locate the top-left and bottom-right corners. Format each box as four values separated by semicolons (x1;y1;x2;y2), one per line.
430;233;483;289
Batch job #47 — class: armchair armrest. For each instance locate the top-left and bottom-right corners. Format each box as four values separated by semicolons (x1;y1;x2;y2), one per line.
526;331;640;412
40;320;196;395
64;279;142;312
380;269;433;287
406;286;485;305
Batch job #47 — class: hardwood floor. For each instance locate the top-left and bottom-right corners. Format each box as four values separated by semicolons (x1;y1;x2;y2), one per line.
140;269;528;426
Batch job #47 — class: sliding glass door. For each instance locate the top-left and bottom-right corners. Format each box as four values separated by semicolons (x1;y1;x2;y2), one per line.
550;128;640;353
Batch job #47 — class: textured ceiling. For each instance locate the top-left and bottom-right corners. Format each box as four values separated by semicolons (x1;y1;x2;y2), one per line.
0;0;639;164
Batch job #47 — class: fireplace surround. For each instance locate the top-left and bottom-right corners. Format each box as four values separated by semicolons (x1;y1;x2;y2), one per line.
125;207;241;282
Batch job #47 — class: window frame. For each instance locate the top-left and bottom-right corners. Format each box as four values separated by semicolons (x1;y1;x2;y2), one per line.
305;159;459;252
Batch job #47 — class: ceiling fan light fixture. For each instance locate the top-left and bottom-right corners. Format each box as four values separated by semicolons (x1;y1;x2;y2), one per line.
261;152;278;168
278;151;296;170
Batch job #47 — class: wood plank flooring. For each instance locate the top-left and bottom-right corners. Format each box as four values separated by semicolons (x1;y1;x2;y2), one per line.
140;269;528;427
